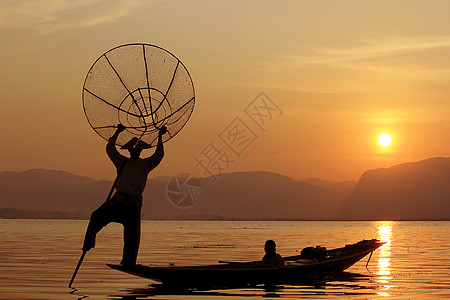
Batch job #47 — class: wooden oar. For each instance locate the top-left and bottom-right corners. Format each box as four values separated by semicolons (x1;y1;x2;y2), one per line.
68;159;127;288
365;251;373;268
68;251;86;288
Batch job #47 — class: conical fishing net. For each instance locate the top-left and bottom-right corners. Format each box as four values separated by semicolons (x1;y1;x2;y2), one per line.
82;43;195;148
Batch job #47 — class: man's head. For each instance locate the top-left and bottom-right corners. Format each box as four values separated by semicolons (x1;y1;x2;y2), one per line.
264;240;276;255
121;138;151;158
128;148;142;159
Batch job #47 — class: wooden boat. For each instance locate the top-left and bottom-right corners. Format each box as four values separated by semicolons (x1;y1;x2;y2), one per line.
107;239;384;287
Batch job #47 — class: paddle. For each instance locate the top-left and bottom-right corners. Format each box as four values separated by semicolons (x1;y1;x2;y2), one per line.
68;159;127;288
68;251;86;288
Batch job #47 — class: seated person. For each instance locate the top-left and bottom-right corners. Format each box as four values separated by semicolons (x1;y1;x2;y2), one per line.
261;240;285;267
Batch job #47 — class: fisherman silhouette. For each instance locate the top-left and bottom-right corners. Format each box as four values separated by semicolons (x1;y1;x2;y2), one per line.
261;240;285;267
82;124;167;266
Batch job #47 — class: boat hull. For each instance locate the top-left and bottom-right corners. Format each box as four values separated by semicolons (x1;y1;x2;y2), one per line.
107;239;384;287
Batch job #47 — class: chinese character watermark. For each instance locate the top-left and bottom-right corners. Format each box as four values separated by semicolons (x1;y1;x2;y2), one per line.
167;92;282;209
245;92;282;131
194;142;234;182
194;92;282;182
219;117;258;157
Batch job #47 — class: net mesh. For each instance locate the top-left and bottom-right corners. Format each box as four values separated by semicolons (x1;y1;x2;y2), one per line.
82;43;195;148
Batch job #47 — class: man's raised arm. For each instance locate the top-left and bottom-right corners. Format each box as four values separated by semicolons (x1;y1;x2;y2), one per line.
146;126;166;169
107;124;126;169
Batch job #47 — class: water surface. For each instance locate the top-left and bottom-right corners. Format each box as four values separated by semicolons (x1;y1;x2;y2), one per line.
0;220;449;299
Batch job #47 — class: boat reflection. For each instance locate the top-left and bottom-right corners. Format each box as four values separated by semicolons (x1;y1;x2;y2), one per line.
376;221;393;296
118;272;376;299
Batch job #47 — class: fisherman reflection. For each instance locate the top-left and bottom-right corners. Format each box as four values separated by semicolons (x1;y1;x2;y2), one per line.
82;124;167;266
262;240;285;267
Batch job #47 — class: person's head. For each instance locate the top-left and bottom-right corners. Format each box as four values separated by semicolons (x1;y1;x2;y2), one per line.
264;240;276;254
121;137;150;158
128;148;142;159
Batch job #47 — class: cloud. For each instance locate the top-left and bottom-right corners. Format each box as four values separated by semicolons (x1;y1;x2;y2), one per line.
311;35;450;64
256;35;450;74
0;0;153;34
250;35;450;94
288;35;450;73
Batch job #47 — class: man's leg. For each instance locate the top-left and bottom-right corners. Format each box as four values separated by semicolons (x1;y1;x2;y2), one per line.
83;204;114;252
120;207;141;266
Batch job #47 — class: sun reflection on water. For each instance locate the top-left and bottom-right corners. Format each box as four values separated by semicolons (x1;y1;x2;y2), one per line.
376;221;393;296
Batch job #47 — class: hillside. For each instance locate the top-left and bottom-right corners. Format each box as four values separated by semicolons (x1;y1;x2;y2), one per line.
143;171;350;220
344;157;450;220
0;169;95;188
0;170;350;219
0;157;448;220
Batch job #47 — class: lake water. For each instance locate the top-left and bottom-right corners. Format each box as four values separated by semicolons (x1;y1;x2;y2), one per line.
0;220;449;299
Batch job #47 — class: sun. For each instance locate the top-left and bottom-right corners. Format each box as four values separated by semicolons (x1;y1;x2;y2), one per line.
378;133;392;147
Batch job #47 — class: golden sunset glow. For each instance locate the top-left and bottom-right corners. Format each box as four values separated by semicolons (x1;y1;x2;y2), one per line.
377;222;393;297
378;133;392;147
0;1;448;181
0;2;449;299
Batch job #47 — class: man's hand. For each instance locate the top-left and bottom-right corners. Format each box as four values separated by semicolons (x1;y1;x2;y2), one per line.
117;124;126;133
82;235;95;252
159;126;167;136
109;124;125;142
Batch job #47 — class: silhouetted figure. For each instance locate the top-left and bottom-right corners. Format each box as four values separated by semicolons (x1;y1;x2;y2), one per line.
261;240;285;267
82;124;167;266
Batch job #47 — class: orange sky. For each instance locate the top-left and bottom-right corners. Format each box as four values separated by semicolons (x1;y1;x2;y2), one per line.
0;0;449;181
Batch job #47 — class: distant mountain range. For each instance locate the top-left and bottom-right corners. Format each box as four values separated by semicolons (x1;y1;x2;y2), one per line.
0;157;448;220
345;157;450;220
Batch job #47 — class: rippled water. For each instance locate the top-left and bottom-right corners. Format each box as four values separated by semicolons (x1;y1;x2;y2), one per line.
0;220;449;299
